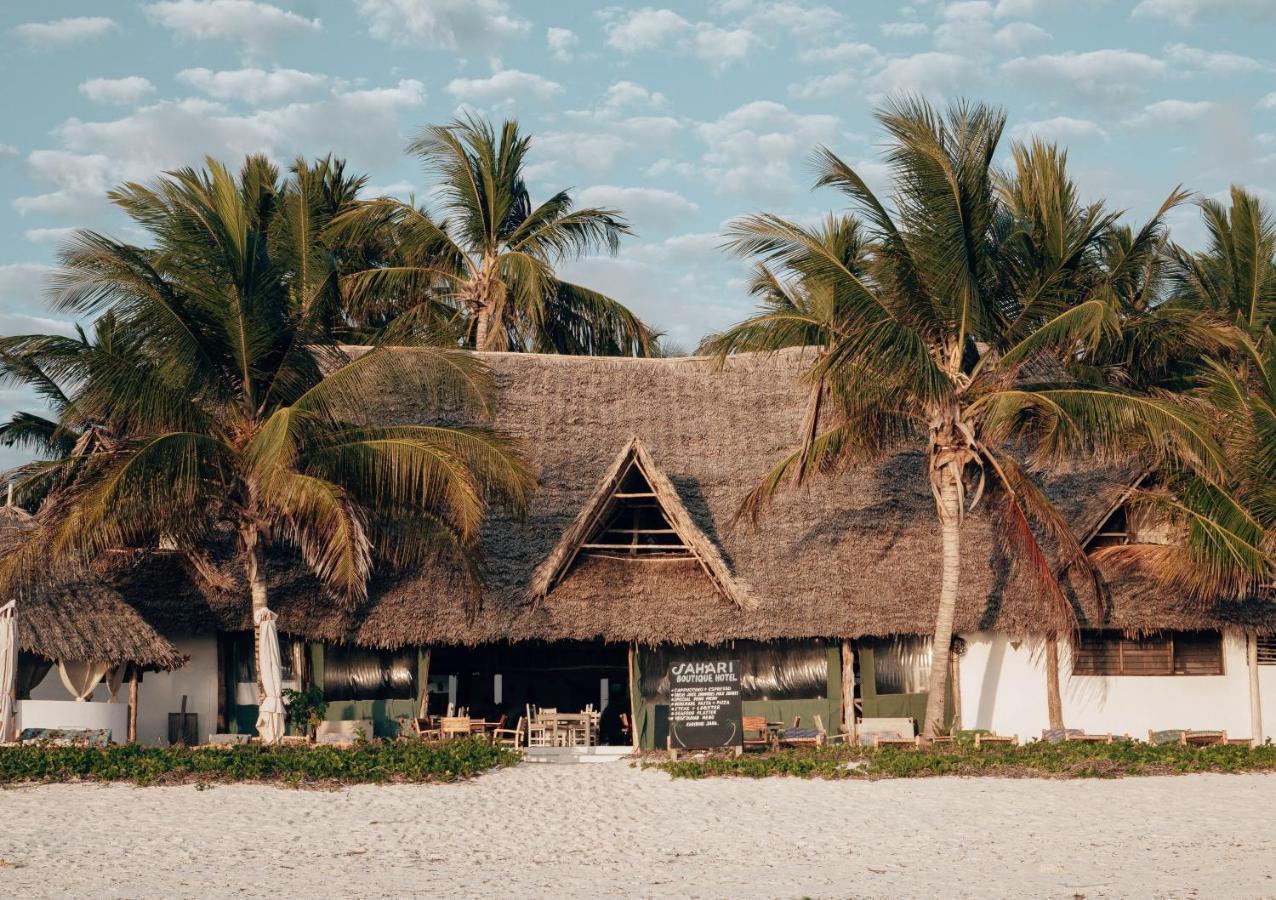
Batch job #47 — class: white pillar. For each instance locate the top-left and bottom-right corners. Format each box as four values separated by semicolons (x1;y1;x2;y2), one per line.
1248;633;1264;747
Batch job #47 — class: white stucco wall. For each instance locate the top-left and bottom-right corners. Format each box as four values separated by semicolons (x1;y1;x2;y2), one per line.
27;635;221;745
958;630;1261;741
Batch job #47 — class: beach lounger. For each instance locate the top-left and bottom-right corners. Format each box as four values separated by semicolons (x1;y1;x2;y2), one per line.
872;735;922;749
778;716;823;748
813;714;852;744
1148;729;1229;746
973;733;1018;748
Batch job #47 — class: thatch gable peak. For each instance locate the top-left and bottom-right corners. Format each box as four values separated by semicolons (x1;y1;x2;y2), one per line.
528;436;754;609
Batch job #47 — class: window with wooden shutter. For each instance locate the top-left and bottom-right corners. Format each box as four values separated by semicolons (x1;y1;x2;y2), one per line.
1257;635;1276;665
1073;631;1223;676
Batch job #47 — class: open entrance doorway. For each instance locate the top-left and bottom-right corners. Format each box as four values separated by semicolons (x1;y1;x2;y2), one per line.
427;641;632;745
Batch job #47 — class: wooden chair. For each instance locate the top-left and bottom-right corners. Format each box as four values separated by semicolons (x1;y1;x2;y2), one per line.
742;715;772;750
402;717;441;741
439;716;472;740
526;705;551;747
813;714;851;744
492;716;525;749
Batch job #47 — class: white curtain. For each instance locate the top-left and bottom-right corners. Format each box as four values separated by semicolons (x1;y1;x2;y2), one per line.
105;664;128;703
254;607;285;745
57;660;111;701
0;601;16;742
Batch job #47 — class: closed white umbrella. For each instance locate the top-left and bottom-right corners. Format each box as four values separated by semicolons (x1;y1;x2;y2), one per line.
0;600;15;742
254;607;285;745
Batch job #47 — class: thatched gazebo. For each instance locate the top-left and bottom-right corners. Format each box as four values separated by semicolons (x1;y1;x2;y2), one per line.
0;506;183;742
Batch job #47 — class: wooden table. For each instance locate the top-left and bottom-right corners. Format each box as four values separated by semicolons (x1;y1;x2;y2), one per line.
540;712;595;747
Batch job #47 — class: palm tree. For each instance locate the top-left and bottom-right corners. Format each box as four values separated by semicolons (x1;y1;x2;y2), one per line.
1100;188;1276;600
0;157;534;727
331;115;654;354
1169;186;1276;341
706;98;1226;736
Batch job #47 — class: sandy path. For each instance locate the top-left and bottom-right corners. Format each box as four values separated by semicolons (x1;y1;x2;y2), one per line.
0;765;1273;899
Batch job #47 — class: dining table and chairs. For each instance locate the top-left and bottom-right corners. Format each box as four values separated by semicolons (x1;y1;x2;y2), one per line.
404;705;601;749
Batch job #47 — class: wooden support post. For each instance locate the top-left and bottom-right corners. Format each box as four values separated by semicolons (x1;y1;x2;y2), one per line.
628;643;639;753
949;645;962;732
214;632;228;734
127;666;139;743
1045;637;1064;731
418;647;432;719
840;641;856;744
1248;633;1264;747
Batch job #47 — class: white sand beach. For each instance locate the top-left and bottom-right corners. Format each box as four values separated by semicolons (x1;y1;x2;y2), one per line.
1;764;1274;899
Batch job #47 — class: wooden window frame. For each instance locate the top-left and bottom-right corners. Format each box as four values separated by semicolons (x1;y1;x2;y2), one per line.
1073;631;1224;677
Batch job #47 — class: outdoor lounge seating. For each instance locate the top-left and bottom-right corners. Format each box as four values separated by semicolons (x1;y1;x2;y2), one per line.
742;715;773;749
1148;729;1230;746
778;716;823;748
973;732;1019;748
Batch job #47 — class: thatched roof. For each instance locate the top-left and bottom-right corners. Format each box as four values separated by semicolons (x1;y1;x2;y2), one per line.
112;347;1276;646
0;511;184;668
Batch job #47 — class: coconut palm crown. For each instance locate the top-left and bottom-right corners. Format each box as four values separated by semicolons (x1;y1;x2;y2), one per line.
0;155;534;633
705;98;1228;735
332;115;655;355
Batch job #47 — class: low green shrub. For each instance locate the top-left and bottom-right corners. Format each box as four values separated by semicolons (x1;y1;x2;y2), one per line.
648;740;1276;780
0;737;518;787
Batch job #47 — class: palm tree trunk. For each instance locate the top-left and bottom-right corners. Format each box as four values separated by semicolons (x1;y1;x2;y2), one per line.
922;471;961;737
242;526;270;702
474;305;494;351
1045;637;1064;730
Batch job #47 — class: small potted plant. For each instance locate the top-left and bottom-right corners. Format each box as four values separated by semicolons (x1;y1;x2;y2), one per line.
282;685;328;742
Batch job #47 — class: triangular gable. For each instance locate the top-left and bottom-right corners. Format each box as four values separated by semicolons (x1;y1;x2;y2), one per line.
529;437;753;608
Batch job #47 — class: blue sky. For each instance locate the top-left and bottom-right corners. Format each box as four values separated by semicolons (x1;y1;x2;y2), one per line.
0;0;1274;463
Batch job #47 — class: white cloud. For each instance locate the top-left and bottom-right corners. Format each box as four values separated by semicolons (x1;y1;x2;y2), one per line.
600;82;667;112
14;150;112;216
78;76;156;106
790;71;859;100
445;69;563;104
0;144;19;158
178;67;328;104
799;42;882;66
15;81;426;219
527;132;633;180
698;101;840;199
881;21;930;38
1260;92;1276;110
867;52;984;100
1163;43;1272;76
362;180;415;200
546;26;578;62
11;17;117;47
0;263;76;337
143;1;320;54
605;8;692;52
1124;99;1219;126
1010;116;1109;143
933;2;1051;55
356;0;528;49
602;7;760;71
576;185;698;231
1001;50;1167;107
1132;0;1276;26
725;1;850;43
23;227;81;244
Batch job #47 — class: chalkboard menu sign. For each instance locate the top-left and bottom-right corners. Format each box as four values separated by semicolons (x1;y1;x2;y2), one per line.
668;659;743;749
